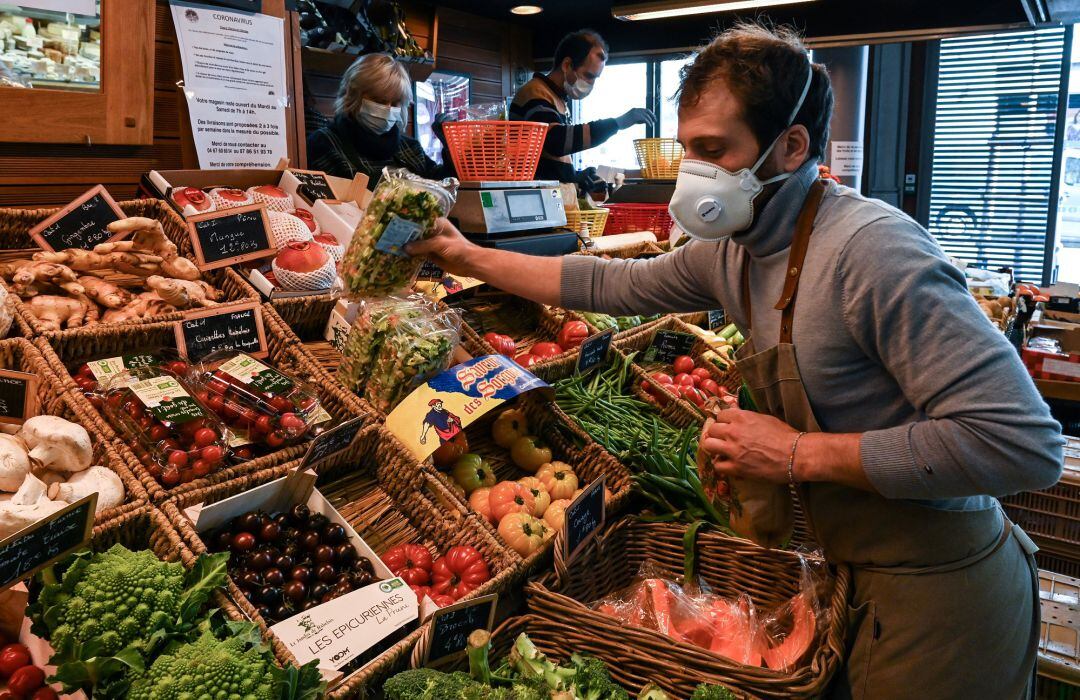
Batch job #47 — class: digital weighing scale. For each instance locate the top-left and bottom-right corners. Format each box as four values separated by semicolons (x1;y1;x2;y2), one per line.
451;180;580;256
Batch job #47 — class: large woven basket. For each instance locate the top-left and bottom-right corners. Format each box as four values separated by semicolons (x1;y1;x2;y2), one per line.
1003;436;1080;558
634;137;684;179
444;291;576;368
527;517;850;698
563;209;610;237
574;240;666;259
0;199;261;340
163;422;522;700
0;337;146;527
443;121;548;181
34;304;375;503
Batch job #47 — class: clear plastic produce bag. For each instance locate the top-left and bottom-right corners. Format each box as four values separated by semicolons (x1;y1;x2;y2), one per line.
336;294;437;394
339;168;458;298
363;308;461;413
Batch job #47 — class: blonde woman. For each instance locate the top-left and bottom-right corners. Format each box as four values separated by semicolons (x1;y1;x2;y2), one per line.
307;53;451;186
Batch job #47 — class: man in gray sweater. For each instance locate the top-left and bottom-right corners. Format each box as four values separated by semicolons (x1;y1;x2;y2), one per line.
410;23;1063;699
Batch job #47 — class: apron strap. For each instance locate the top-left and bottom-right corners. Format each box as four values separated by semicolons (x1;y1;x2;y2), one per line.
739;179;827;342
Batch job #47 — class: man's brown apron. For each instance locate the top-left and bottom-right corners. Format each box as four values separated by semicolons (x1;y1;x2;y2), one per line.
732;179;1042;698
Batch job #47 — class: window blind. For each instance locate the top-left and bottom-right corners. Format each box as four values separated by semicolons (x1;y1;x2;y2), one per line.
928;27;1065;282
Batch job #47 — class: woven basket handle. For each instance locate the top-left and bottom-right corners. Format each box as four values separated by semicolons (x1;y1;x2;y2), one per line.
683;519;709;584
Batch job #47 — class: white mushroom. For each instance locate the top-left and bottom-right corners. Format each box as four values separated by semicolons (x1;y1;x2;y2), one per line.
48;466;124;514
37;471;65;488
0;434;30;492
18;416;92;474
11;473;47;505
0;494;66;540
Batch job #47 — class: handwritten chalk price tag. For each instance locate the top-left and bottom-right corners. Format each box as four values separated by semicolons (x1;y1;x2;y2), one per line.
0;369;37;426
707;309;725;331
186;204;276;270
28;185;125;252
0;494;95;588
424;594;498;666
300;417;365;469
576;329;614;375
289;169;336;203
643;330;697;364
175;302;268;363
564;475;606;563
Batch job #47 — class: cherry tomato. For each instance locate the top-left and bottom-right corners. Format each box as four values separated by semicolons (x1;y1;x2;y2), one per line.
166;360;189;376
106;392;124;409
691;367;711;382
678;385;705;407
167;450;188;469
254;414;273;434
674;373;695;387
76;363;94;379
88;395;104;410
279;413;306;432
0;644;30;678
205;394;225;414
265;431;286;449
269;395;293;413
699;379;721;397
162;466;181;487
673;355;695;375
8;665;45;694
651;372;674;385
201;445;224;464
32;688;60;700
193;428;217;447
191;459;212;477
234;446;253;460
639;380;654;398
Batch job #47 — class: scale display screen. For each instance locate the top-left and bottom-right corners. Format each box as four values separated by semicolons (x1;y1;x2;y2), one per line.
504;190;546;222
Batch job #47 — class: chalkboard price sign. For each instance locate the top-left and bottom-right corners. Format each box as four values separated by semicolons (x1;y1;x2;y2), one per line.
425;594;498;666
643;330;697;364
576;329;614;375
300;417;365;469
564;475;606;563
290;169;336;203
0;369;37;426
175;302;268;363
707;309;726;331
29;185;125;252
186;204;276;271
0;494;95;589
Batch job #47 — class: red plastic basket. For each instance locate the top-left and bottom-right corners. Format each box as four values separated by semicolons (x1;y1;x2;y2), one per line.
442;120;548;180
603;203;674;241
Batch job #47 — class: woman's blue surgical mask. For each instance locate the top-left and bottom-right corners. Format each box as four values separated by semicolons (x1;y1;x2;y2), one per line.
358;99;404;134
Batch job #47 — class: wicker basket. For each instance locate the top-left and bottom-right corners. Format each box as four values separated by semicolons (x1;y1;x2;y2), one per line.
163;422;522;700
443;291;577;367
0;337;146;527
563;209;610;237
634;138;684;179
1036;569;1080;697
574;240;667;259
0;199;260;340
1003;436;1080;554
34;305;375;504
526;517;850;698
443;121;548;181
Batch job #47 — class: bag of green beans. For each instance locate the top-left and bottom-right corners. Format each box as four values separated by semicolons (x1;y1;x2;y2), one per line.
340;167;459;298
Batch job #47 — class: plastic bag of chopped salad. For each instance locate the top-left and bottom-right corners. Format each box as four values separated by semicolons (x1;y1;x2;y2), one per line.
363;309;461;413
335;294;438;394
340;167;458;298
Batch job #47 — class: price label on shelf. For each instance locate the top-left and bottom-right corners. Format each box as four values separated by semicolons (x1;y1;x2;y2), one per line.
175;302;268;362
564;475;606;563
28;185;125;252
575;329;614;375
0;494;95;589
424;594;498;666
186;204;276;271
300;417;365;469
643;330;696;364
0;369;37;425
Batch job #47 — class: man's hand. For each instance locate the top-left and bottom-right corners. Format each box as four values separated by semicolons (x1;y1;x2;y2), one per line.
615;107;657;130
405;217;479;277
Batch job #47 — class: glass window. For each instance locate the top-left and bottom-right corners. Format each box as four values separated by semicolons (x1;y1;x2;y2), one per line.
414;72;470;165
572;61;648;170
0;2;101;92
659;56;693;138
1056;31;1080;283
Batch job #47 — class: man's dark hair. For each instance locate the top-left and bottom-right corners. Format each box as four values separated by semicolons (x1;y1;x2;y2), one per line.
677;22;833;161
553;30;609;70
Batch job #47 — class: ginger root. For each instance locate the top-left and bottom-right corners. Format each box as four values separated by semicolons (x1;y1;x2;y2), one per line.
102;217;201;281
10;261;82;298
25;294;92;331
146;275;220;309
78;276;133;309
33;248;164;277
101;291;177;323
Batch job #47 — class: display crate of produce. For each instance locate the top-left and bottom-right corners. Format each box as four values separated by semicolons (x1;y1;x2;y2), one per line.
0;337;146;529
603;203;675;241
574;238;667;259
1036;569;1080;698
442;121;548;181
0;198;260;339
526;517;850;699
1002;436;1080;555
164;423;521;699
35;305;375;503
398;613;747;699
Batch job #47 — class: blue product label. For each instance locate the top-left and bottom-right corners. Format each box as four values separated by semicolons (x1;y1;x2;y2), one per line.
375;215;424;258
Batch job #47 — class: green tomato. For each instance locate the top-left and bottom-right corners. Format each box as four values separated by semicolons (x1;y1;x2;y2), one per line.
492;408;529;449
451;454;496;494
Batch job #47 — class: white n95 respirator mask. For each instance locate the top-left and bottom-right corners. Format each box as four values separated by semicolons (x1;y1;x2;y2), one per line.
668;61;814;242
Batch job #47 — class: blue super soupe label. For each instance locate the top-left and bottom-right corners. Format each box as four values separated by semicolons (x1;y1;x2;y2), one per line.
375;215;424;258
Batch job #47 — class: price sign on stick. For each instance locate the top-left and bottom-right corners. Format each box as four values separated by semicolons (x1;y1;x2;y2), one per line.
424;594;498;666
175;302;268;362
288;169;336;203
0;494;95;588
29;185;125;252
300;417;365;469
707;310;726;331
564;475;606;563
643;330;697;364
0;369;37;425
186;204;276;270
576;329;614;375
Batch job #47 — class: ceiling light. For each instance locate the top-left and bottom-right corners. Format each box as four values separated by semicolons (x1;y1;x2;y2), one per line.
613;0;816;21
511;4;544;14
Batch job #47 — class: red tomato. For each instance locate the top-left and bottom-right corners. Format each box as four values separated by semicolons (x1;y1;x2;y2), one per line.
31;688;59;700
640;380;655;398
432;432;469;470
191;459;212;477
678;385;705;407
0;692;18;700
167;450;188;469
556;321;590;350
193;428;217;447
0;644;30;678
8;665;44;694
674;373;695;387
483;332;516;357
673;356;695;374
431;545;491;600
382;544;433;586
690;367;711;382
514;353;541;369
530;342;564;359
651;372;674;385
699;379;721;397
431;593;456;607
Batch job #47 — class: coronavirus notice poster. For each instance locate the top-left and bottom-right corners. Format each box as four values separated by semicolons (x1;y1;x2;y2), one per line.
170;1;288;168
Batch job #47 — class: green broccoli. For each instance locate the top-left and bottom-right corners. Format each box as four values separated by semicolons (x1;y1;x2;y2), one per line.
636;683;671;700
384;668;507;700
568;654;628;700
689;684;737;700
508;634;575;691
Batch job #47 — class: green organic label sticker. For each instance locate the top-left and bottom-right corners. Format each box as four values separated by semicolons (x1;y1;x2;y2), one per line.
130;376;205;424
218;354;294;395
87;354;161;384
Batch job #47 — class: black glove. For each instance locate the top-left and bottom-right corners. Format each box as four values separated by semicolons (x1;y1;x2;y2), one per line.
576;167;608;197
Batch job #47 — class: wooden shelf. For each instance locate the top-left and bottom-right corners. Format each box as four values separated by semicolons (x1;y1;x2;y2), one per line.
301;47;435;82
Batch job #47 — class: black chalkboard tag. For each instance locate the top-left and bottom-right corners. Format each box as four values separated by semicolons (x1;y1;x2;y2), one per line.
28;185;125;252
643;330;697;365
707;309;725;331
300;417;365;469
186;204;276;271
564;475;606;563
424;593;498;667
575;329;614;376
289;169;336;204
174;302;268;363
417;261;444;281
0;494;95;588
0;369;37;426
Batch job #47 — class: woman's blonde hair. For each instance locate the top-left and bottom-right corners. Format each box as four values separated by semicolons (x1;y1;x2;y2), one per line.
335;53;412;120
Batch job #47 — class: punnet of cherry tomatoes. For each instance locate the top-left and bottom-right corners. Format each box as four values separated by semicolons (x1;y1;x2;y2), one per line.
0;639;59;700
640;355;739;409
